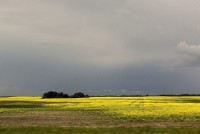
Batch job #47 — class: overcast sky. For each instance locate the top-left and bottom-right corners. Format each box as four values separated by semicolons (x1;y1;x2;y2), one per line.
1;0;200;96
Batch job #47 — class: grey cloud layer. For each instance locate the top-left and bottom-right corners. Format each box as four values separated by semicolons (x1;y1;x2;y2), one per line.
1;0;200;95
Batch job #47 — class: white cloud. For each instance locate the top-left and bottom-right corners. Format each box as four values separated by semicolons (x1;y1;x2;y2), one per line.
177;41;200;56
175;42;200;68
160;42;200;70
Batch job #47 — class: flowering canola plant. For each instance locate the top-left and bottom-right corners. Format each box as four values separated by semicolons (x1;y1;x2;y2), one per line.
0;96;200;121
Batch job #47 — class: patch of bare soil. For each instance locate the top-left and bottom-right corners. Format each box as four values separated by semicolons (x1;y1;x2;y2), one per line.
0;111;200;127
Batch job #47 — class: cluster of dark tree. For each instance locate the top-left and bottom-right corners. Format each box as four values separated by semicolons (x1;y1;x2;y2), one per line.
42;91;89;98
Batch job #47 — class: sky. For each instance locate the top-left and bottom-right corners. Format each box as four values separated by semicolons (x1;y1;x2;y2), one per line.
1;0;200;96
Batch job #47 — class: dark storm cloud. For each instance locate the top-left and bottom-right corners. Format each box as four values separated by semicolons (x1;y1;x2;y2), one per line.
1;0;200;95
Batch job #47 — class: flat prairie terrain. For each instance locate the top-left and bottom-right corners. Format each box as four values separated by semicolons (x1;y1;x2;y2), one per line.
0;96;200;133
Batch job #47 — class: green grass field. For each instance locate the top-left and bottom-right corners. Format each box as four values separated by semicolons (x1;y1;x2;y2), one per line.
0;96;200;133
1;126;200;134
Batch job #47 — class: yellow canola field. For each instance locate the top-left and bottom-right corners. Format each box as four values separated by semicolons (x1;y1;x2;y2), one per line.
1;96;200;121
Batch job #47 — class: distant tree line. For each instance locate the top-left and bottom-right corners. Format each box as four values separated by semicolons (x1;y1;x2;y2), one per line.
42;91;89;98
159;94;200;96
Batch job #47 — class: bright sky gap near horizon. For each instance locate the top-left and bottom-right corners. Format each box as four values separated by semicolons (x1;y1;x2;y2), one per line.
1;0;200;96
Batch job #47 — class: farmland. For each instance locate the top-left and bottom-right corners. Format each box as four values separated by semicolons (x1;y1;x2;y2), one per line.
1;96;200;133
